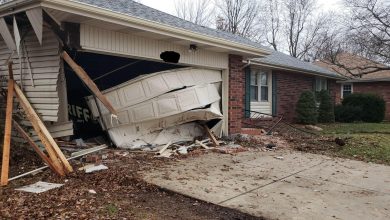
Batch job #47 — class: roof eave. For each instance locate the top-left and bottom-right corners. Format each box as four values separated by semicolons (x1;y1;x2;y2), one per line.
250;60;346;80
337;78;390;83
40;0;270;57
0;0;40;17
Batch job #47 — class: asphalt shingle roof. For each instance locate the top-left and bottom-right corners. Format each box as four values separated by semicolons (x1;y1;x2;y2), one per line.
252;50;342;78
1;0;340;78
73;0;268;51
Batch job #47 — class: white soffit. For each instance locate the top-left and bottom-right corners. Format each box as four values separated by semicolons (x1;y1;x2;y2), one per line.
13;16;21;54
0;18;16;51
26;8;43;45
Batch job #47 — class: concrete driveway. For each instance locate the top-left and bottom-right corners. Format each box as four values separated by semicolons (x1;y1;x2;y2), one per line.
143;150;390;220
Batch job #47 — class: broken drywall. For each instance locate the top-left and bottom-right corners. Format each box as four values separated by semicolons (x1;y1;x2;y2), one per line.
109;122;205;149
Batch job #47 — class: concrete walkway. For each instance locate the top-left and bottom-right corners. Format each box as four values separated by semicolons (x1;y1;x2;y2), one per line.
143;150;390;220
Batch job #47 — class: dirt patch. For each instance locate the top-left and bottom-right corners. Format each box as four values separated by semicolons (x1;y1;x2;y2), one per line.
0;150;264;219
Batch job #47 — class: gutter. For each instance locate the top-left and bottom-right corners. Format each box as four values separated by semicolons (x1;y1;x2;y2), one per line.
336;77;390;83
250;60;347;80
40;0;271;57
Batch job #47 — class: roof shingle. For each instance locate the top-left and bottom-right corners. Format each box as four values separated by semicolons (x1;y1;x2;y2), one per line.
252;50;342;78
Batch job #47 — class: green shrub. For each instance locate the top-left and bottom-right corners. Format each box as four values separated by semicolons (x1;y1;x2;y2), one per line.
335;105;362;123
342;93;386;122
296;91;318;124
318;90;335;123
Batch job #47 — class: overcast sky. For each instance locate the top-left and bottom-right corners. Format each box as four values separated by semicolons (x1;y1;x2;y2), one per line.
138;0;343;15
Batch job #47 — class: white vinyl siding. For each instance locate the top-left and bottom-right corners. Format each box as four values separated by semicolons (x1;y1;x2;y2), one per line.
250;69;272;116
80;24;229;69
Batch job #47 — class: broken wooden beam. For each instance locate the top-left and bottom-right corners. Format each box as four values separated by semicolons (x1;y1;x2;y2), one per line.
12;119;59;175
195;140;210;150
1;62;15;186
61;51;117;115
203;125;220;147
13;82;71;175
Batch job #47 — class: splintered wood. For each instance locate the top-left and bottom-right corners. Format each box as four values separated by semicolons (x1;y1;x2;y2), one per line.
0;62;15;186
0;62;72;186
61;51;117;116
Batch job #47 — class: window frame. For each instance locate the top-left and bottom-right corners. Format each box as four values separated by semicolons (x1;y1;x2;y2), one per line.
315;77;328;92
341;83;353;98
250;69;270;103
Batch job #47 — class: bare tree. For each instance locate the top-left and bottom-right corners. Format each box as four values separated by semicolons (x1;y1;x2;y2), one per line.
284;0;329;60
215;0;259;38
263;0;281;51
174;0;214;26
340;0;390;74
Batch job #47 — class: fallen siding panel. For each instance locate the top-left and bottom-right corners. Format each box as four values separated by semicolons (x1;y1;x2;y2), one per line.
0;28;62;122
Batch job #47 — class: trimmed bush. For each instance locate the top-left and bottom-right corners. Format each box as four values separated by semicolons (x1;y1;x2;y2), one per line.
335;105;362;123
318;90;335;123
296;91;318;124
342;93;385;122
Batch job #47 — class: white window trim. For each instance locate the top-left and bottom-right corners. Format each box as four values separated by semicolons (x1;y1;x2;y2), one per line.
250;70;271;103
341;83;353;98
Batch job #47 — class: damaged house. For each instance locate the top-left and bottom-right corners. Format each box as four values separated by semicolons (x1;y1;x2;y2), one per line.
0;0;271;151
0;0;345;152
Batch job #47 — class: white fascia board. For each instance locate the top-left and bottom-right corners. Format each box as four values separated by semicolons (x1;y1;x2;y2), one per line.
40;0;270;57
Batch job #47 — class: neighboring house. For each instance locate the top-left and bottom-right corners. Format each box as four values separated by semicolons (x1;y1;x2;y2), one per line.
315;53;390;121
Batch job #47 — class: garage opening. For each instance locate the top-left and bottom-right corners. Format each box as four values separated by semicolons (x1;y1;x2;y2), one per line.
64;51;223;149
65;51;184;140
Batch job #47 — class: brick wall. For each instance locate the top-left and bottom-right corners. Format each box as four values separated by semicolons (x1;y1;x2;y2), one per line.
228;54;245;134
335;82;390;121
235;67;339;131
275;71;314;122
274;71;337;122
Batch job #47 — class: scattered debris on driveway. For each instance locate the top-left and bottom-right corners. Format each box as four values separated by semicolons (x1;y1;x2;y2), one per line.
15;181;64;194
85;164;109;174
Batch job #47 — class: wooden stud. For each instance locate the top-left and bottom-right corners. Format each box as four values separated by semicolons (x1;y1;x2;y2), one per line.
203;125;220;147
61;51;117;115
1;62;15;186
12;120;59;175
13;83;71;174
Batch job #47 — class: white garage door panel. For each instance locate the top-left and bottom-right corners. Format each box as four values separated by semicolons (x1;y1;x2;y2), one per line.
87;67;222;116
106;102;222;133
101;84;221;127
120;82;146;104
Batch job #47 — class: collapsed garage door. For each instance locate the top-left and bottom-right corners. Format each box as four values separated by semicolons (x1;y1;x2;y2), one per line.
65;51;223;148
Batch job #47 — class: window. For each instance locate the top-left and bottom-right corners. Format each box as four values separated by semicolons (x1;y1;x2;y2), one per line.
250;70;269;102
342;84;353;98
250;72;258;101
315;77;328;91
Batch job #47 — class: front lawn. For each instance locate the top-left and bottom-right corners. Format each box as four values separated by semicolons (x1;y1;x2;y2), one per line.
318;123;390;165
